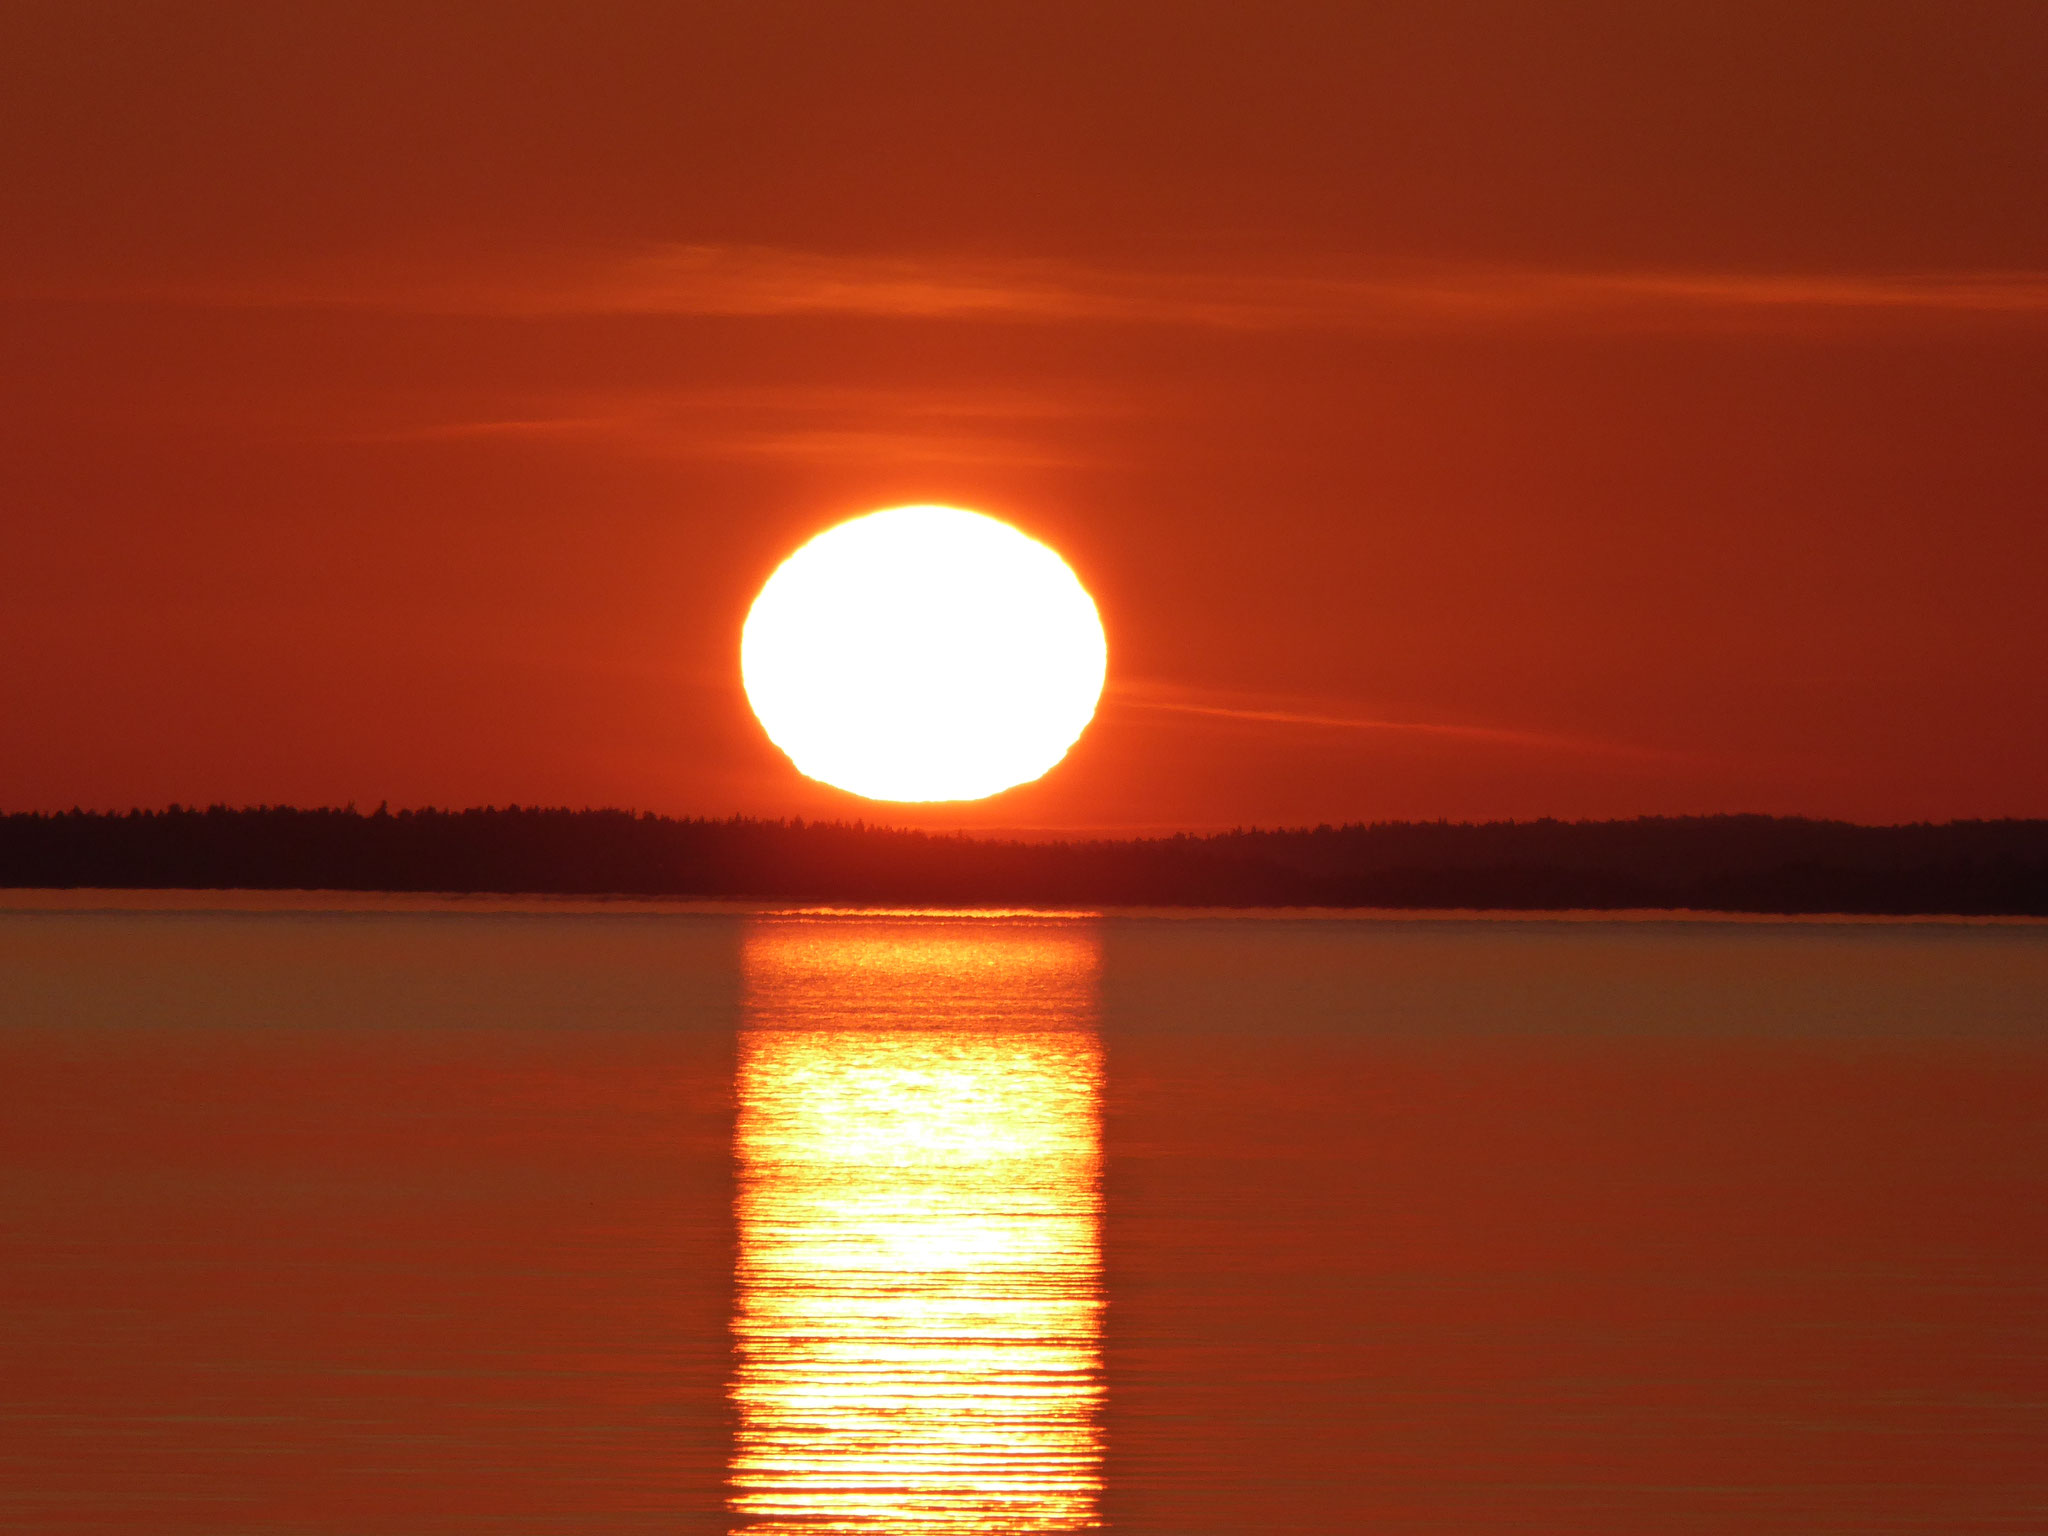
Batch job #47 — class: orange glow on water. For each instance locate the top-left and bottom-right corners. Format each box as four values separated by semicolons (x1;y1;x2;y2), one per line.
731;916;1105;1532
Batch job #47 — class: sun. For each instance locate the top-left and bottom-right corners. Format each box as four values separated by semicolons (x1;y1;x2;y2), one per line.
741;505;1108;802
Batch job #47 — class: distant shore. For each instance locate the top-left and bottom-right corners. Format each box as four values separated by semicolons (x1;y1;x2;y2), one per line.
4;807;2045;916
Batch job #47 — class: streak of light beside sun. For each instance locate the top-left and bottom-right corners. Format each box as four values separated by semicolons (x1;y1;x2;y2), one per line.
742;505;1108;803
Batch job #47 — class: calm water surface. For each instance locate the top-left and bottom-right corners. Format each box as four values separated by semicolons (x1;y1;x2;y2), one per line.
1;904;2044;1533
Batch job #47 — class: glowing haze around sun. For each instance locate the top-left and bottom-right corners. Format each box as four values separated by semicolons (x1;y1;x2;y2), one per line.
741;505;1108;802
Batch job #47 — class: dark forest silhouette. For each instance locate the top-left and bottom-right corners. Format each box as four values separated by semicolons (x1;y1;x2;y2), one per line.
3;806;2045;914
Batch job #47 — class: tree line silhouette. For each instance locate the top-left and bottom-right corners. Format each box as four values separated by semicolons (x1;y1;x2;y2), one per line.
3;805;2045;914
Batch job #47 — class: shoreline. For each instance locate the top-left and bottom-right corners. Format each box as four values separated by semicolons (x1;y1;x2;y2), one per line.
5;886;2044;925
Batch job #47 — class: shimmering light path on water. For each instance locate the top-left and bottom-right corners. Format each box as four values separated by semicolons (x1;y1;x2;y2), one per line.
731;917;1104;1532
1;900;2045;1533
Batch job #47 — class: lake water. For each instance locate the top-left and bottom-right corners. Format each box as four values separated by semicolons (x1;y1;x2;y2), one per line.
2;901;2045;1533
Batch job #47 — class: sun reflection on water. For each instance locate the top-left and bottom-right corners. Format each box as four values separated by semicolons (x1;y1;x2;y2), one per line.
731;916;1104;1533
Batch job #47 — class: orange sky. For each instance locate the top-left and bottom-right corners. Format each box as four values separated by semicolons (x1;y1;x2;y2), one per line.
4;2;2045;829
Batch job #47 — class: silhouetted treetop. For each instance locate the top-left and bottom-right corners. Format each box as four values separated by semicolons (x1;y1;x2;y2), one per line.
1;806;2043;915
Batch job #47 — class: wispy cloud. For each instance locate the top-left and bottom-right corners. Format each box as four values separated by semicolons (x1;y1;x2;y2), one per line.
1112;681;1684;763
376;382;1109;467
573;248;2048;329
43;245;2048;332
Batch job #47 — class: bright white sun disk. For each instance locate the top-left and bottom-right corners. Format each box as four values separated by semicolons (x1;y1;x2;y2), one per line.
741;505;1107;802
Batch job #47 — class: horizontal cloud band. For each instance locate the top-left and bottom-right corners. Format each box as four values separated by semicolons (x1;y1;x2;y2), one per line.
41;246;2048;332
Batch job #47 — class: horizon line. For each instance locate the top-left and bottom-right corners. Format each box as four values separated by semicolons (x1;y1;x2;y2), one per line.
4;803;2040;837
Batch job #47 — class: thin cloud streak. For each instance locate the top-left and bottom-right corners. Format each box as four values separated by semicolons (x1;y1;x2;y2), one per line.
44;247;2048;331
578;248;2048;328
1117;688;1685;763
375;383;1108;467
